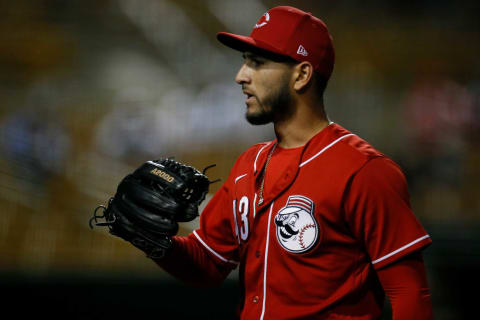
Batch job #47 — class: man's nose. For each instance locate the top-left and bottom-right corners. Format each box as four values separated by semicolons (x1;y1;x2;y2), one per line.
235;64;250;85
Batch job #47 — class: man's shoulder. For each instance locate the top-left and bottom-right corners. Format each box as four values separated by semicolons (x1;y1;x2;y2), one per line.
302;123;407;186
302;123;394;173
326;123;385;161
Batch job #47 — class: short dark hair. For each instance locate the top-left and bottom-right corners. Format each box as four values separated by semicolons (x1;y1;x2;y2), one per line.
311;72;329;98
248;47;329;98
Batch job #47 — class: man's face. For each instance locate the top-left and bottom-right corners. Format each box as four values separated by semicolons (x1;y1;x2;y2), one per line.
235;51;294;125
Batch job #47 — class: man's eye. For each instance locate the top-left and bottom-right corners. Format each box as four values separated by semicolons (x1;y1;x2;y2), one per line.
253;59;264;66
247;59;264;67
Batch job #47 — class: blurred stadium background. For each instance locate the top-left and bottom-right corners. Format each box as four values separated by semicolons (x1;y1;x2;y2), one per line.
0;0;478;319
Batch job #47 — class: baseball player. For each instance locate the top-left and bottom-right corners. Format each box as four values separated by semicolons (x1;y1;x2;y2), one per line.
156;6;433;319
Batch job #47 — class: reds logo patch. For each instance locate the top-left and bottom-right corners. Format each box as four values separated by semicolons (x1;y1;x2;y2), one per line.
274;196;319;253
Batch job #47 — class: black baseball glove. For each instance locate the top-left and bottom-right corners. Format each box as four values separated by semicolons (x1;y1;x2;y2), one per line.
89;158;216;259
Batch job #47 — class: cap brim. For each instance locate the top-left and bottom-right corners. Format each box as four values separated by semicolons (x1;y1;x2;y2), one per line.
278;207;302;215
217;32;284;57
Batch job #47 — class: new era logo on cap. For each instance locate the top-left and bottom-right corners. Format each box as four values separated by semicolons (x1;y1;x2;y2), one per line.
297;45;308;56
217;6;335;79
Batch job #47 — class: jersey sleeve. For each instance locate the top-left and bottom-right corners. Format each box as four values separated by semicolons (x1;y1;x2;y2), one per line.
344;157;432;269
190;170;240;268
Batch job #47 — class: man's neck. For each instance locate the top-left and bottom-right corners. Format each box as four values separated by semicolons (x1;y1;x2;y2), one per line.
274;105;330;149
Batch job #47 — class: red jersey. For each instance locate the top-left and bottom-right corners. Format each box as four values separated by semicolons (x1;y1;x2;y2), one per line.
188;123;431;319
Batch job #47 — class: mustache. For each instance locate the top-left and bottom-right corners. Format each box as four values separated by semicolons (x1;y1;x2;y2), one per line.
276;218;299;239
279;225;299;239
242;85;254;95
282;223;299;235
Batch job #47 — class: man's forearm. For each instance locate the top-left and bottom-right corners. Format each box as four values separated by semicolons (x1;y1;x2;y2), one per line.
154;235;232;287
377;252;433;320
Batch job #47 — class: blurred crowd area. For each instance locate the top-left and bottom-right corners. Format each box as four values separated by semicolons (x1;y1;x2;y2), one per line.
0;0;479;300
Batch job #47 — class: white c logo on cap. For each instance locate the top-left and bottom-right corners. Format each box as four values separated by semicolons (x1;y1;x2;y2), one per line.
254;12;270;29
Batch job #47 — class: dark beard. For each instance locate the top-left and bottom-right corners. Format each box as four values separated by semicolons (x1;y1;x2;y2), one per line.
245;76;294;125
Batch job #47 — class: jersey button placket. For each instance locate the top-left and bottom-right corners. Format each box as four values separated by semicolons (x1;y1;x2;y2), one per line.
252;295;259;303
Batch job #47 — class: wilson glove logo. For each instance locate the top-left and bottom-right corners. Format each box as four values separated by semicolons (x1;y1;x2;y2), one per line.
274;195;319;253
150;168;175;183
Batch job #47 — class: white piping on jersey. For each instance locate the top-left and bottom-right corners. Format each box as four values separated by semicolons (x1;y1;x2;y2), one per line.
253;193;258;218
260;202;274;320
235;173;248;184
371;234;430;265
254;143;272;174
232;200;241;244
193;230;239;265
299;134;355;167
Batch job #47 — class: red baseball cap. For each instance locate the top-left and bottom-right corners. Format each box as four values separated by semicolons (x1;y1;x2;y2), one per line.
217;6;335;79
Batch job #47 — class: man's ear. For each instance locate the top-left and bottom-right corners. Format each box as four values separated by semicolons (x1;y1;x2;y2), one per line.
292;61;314;92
